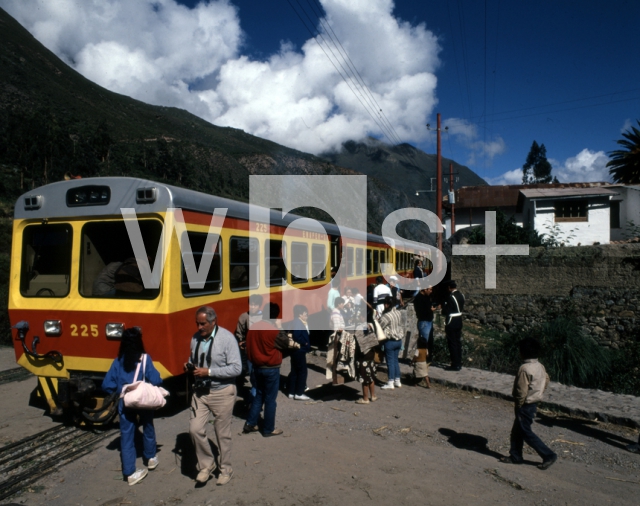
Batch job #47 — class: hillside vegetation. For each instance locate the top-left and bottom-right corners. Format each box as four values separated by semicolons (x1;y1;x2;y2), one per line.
0;7;486;343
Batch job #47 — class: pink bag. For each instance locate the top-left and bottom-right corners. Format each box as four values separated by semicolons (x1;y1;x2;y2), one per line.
121;354;169;409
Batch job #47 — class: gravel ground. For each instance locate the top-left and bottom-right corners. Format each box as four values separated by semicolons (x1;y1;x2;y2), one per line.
2;353;640;505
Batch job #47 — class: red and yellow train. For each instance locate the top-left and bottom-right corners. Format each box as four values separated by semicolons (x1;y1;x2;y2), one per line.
9;177;428;422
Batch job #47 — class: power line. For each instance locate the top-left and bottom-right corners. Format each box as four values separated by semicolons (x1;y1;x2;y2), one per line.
286;0;435;183
467;87;640;122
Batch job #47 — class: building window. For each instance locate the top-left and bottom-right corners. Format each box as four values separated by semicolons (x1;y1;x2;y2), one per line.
610;201;621;229
554;200;588;222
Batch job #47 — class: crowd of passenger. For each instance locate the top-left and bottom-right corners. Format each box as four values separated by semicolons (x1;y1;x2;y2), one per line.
104;257;638;487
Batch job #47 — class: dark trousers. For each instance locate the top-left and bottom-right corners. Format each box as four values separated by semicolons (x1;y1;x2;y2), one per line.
509;403;556;462
287;351;308;396
246;367;280;435
446;327;462;369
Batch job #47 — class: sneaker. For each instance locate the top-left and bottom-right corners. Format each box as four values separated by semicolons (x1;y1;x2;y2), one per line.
294;394;311;401
370;396;378;402
538;454;558;470
216;470;233;486
196;464;216;484
288;394;295;399
381;382;394;390
263;428;283;437
127;468;148;486
394;379;402;388
355;398;370;404
147;457;159;470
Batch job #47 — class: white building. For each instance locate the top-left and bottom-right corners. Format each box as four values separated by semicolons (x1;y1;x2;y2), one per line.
518;187;617;246
607;185;640;242
446;183;620;246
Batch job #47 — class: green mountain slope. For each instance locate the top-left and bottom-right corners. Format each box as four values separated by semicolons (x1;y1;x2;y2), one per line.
322;138;488;213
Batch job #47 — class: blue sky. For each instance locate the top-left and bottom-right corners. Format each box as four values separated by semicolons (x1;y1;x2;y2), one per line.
3;0;639;185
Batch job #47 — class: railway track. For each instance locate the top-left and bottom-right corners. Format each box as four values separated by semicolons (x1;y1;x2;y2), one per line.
0;423;117;501
0;367;33;386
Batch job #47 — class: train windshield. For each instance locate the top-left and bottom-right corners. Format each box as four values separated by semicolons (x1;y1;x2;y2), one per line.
80;220;162;299
21;224;73;297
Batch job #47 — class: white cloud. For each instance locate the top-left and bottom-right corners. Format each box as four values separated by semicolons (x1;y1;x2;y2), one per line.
552;149;611;183
486;148;611;186
484;168;523;186
2;0;441;155
441;118;505;166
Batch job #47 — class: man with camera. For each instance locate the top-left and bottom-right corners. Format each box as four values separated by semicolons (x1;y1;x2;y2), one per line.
185;306;241;486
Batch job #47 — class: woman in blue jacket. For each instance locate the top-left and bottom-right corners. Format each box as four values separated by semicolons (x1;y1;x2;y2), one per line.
287;305;311;400
102;327;163;486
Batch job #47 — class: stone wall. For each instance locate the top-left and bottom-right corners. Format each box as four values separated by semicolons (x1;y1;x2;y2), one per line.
451;243;640;296
450;243;640;347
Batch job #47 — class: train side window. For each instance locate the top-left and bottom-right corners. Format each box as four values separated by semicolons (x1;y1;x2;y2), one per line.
395;250;400;271
366;249;372;274
266;239;286;287
356;248;364;276
373;250;379;273
181;232;222;296
312;243;326;281
230;236;259;291
80;220;162;299
21;224;72;297
379;251;386;274
291;242;308;284
346;247;354;277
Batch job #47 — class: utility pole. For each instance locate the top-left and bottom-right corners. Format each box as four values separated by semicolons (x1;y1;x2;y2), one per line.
427;114;444;251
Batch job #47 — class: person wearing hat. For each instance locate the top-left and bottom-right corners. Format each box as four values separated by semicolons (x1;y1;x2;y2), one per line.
441;280;465;371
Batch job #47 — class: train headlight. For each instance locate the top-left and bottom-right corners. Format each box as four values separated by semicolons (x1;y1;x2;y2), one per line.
105;323;125;339
44;320;62;336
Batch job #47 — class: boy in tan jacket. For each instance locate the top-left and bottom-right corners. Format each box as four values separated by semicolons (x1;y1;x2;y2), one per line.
500;338;557;470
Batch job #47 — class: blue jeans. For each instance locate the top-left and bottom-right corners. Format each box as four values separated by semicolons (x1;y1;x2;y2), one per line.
246;367;280;434
509;403;556;462
384;339;402;382
418;320;433;342
118;400;156;477
247;360;257;399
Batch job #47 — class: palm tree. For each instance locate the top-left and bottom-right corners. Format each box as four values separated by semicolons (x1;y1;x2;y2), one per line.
607;120;640;184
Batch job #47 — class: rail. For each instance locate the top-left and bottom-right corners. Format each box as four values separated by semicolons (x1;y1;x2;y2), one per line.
0;424;116;501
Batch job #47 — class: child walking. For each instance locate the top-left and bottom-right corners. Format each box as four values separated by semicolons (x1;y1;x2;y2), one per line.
500;337;557;470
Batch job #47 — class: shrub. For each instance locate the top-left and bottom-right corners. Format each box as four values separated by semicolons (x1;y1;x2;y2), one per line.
517;317;611;388
607;339;640;396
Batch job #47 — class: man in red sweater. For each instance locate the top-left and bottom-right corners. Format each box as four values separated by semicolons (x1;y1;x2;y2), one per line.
244;302;283;437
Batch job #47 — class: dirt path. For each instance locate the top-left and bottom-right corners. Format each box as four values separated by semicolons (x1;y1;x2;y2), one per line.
2;354;640;505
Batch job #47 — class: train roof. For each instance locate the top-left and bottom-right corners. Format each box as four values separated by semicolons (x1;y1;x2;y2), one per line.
14;177;418;251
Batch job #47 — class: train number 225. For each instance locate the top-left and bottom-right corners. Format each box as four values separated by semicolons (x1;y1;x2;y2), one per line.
70;324;99;337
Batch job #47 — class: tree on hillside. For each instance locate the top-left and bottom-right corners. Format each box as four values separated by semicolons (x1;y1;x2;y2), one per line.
607;120;640;184
522;141;557;184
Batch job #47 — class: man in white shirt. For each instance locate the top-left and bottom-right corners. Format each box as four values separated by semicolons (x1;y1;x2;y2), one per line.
373;276;392;317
